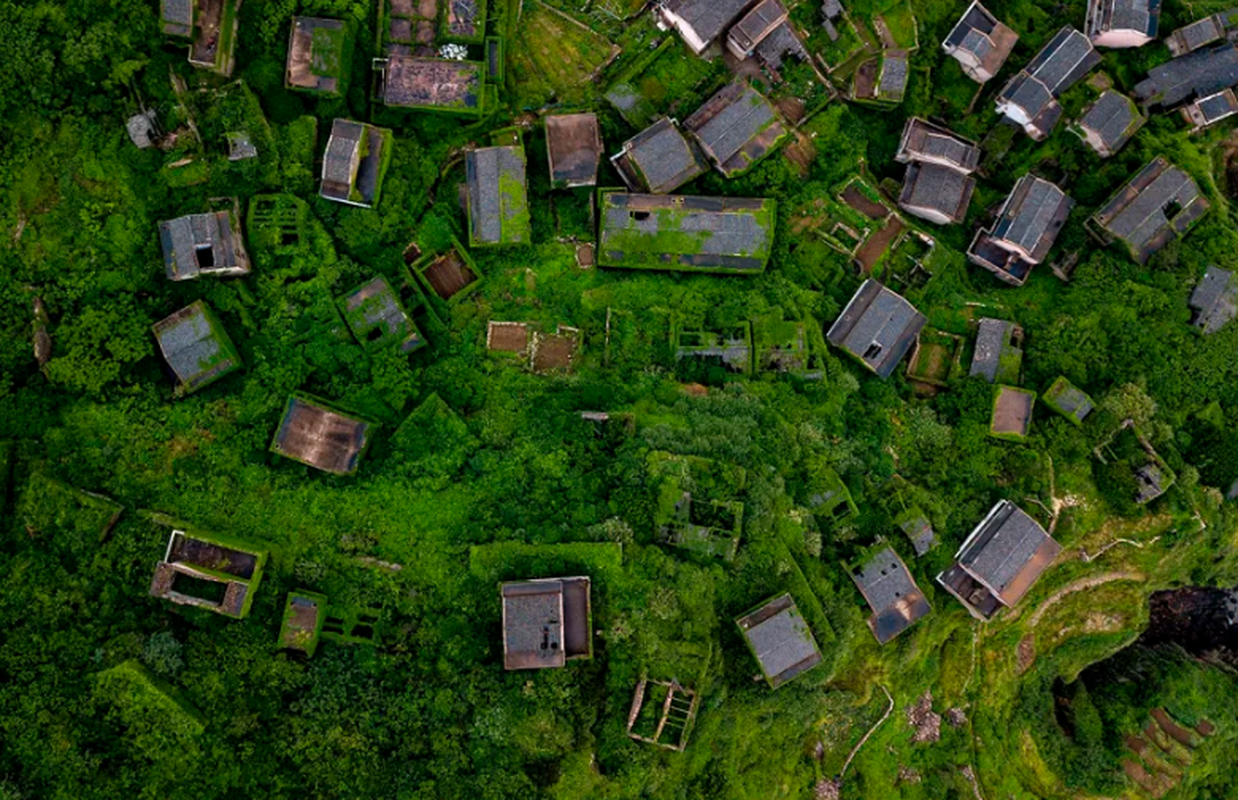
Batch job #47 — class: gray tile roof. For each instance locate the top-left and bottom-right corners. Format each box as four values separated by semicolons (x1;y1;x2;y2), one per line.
1094;158;1208;262
466;145;529;245
501;581;565;670
161;0;194;35
899;162;975;224
729;0;786;54
159;210;248;281
754;20;806;69
322;119;363;199
1078;90;1141;153
683;83;783;176
153;302;239;393
990;175;1073;262
826;279;927;379
737;594;822;686
999;71;1057;120
969;318;1014;383
616;118;707;194
1025;27;1100;94
664;0;757;47
957;500;1061;607
1189;266;1238;333
1089;0;1160;38
545;114;602;187
897;118;981;171
1194;89;1238;121
1168;16;1226;56
1134;43;1238;107
943;2;1018;81
341;276;420;351
599;193;775;272
879;52;909;100
851;546;931;644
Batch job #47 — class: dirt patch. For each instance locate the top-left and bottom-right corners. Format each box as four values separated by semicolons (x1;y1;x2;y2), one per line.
854;217;904;272
841;184;888;220
423;250;476;300
776;97;806;125
906;690;941;744
1016;634;1036;675
854;59;878;99
1152;708;1196;748
783;132;816;177
1196;720;1215;736
1125;733;1150;756
487;322;529;353
576;242;595;268
532;331;579;372
873;15;897;49
681;383;708;397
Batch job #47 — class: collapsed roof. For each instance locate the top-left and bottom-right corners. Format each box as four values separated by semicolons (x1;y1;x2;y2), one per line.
826;279;927;379
159;208;251;281
1091;157;1209;264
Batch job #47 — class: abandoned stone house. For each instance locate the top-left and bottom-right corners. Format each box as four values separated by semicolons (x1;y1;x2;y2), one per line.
377;55;485;113
159;206;250;281
153;301;242;396
501;577;592;670
319;119;391;208
1074;89;1144;157
1182;88;1238;130
1085;0;1160;48
942;2;1019;83
898;512;937;557
1090;157;1209;264
338;276;424;353
659;0;760;55
1166;12;1236;57
1133;42;1238;109
967;175;1073;286
466;145;531;246
1042;376;1095;424
996;26;1100;139
937;500;1061;620
726;0;787;59
736;593;823;688
286;17;348;95
612;117;708;195
545;113;603;189
683;82;786;178
270;395;374;475
990;386;1036;440
1188;266;1238;334
851;546;932;645
895;118;979;225
969;318;1022;384
827;279;926;380
150;529;268;619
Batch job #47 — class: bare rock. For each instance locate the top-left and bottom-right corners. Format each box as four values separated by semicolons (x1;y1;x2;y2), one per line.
906;690;941;744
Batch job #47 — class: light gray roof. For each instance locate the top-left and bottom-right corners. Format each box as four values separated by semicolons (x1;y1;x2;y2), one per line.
957;500;1061;605
126;112;157;149
1097;159;1204;257
738;594;822;685
969;318;1014;382
1025;27;1099;95
684;83;779;171
599;193;774;271
900;515;937;556
852;547;931;644
161;0;193;33
618;118;706;194
664;0;757;45
154;302;239;392
1134;43;1238;107
1189;266;1238;333
1171;16;1226;55
990;175;1073;261
466;145;529;245
900;162;975;223
1078;90;1140;152
159;210;246;281
879;53;909;100
323;119;363;187
826;279;927;379
501;581;565;669
1194;89;1238;121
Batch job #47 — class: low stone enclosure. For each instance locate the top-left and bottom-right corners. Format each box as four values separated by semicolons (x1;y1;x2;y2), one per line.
411;240;483;303
627;679;700;751
150;529;269;619
486;321;581;373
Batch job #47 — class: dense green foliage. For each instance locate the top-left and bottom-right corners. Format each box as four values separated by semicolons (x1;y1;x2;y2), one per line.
3;0;1238;798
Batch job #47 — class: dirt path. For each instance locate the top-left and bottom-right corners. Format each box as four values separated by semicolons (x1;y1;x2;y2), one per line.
1026;572;1145;628
838;685;893;781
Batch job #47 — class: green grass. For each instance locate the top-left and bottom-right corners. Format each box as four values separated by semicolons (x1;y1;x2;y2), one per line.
507;0;617;109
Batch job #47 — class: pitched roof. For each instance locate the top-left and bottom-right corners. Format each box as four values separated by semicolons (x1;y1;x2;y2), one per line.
1093;157;1209;263
158;209;249;281
599;193;776;273
1088;0;1160;39
153;301;241;393
1167;15;1227;56
1042;376;1095;423
1024;26;1100;94
943;2;1019;80
851;547;932;645
956;500;1061;608
899;162;976;224
1188;266;1238;333
320;118;389;207
1134;42;1238;107
826;279;927;379
683;83;785;177
728;0;787;54
614;118;707;194
1077;90;1142;154
545;114;602;188
753;20;807;69
879;51;910;101
736;593;823;687
663;0;758;48
271;396;373;475
161;0;194;36
466;145;530;246
969;318;1016;383
988;175;1073;262
896;118;981;171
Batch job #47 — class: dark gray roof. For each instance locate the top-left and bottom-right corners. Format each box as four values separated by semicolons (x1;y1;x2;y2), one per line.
1024;27;1100;95
1189;266;1238;333
683;83;783;176
159;210;247;281
729;0;786;53
1195;89;1238;121
897;118;981;171
501;581;565;670
1094;158;1207;261
161;0;193;35
323;119;363;188
826;279;927;379
969;318;1014;383
990;175;1073;262
1136;463;1171;503
957;501;1061;607
899;162;975;223
272;396;372;475
616;118;707;194
754;20;806;69
466;145;529;246
1169;16;1226;55
1090;0;1159;38
943;2;1018;80
946;2;1000;47
737;594;822;686
999;71;1058;121
545;114;602;187
879;52;909;100
1134;43;1238;107
153;302;239;392
599;193;775;272
1078;90;1141;152
664;0;758;47
852;547;931;644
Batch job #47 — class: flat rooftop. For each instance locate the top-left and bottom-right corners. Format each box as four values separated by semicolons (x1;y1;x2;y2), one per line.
545;114;602;188
271;396;373;475
381;55;484;111
736;593;823;687
501;577;591;670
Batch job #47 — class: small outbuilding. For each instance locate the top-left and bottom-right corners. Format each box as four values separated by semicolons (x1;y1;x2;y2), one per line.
611;117;708;195
1166;13;1233;56
851;546;932;645
1042;376;1095;424
1074;90;1143;157
153;301;242;395
159;206;251;281
826;279;927;379
1188;266;1238;334
279;591;327;656
270;395;374;475
1182;88;1238;130
736;593;823;688
969;318;1022;384
937;500;1061;620
545;113;602;189
286;17;349;96
338;276;424;353
501;577;593;670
